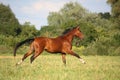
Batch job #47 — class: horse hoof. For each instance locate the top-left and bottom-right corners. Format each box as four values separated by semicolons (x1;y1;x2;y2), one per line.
83;62;86;64
15;63;19;66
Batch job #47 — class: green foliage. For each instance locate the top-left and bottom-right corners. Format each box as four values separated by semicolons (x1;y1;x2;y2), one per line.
20;22;38;37
98;12;111;19
48;2;88;28
107;0;120;28
84;27;120;56
40;26;63;37
0;4;21;36
48;12;63;27
0;4;39;49
72;46;85;55
107;0;120;18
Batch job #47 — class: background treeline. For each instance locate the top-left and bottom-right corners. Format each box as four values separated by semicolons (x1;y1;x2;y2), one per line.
0;0;120;55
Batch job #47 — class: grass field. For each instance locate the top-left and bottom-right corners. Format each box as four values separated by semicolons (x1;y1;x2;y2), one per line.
0;54;120;80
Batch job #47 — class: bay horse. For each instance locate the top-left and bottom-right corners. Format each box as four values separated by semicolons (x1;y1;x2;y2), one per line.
14;26;86;66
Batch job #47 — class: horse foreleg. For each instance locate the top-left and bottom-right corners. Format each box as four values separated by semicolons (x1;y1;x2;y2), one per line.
61;53;66;65
67;50;86;64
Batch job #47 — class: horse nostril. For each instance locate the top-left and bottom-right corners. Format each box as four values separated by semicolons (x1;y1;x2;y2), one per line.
81;35;84;39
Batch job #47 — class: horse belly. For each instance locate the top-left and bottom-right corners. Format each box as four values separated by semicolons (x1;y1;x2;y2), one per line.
45;41;62;53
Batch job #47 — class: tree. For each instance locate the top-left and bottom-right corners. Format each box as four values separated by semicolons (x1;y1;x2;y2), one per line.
107;0;120;18
20;22;38;37
48;2;88;28
48;12;63;27
98;12;111;19
107;0;120;28
0;4;21;36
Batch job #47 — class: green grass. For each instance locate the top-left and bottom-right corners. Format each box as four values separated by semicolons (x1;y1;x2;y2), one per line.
0;55;120;80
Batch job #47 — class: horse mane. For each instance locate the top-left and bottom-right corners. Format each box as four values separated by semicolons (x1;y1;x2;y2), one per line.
62;27;77;35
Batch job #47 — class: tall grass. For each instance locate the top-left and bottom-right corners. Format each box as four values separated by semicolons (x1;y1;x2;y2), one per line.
0;55;120;80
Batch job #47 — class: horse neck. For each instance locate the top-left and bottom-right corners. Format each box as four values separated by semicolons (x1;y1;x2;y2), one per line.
63;31;75;43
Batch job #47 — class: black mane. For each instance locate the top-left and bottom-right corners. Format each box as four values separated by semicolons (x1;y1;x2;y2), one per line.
62;27;77;35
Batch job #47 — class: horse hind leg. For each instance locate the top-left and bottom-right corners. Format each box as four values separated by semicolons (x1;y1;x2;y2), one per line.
30;49;44;63
16;45;34;66
16;50;33;66
62;53;66;66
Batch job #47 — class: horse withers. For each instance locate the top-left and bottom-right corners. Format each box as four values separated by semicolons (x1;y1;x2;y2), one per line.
14;26;86;66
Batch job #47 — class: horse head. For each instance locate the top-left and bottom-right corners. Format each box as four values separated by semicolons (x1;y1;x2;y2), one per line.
73;26;84;40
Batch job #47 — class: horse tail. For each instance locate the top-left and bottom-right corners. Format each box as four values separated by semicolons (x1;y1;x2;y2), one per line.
14;38;35;57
